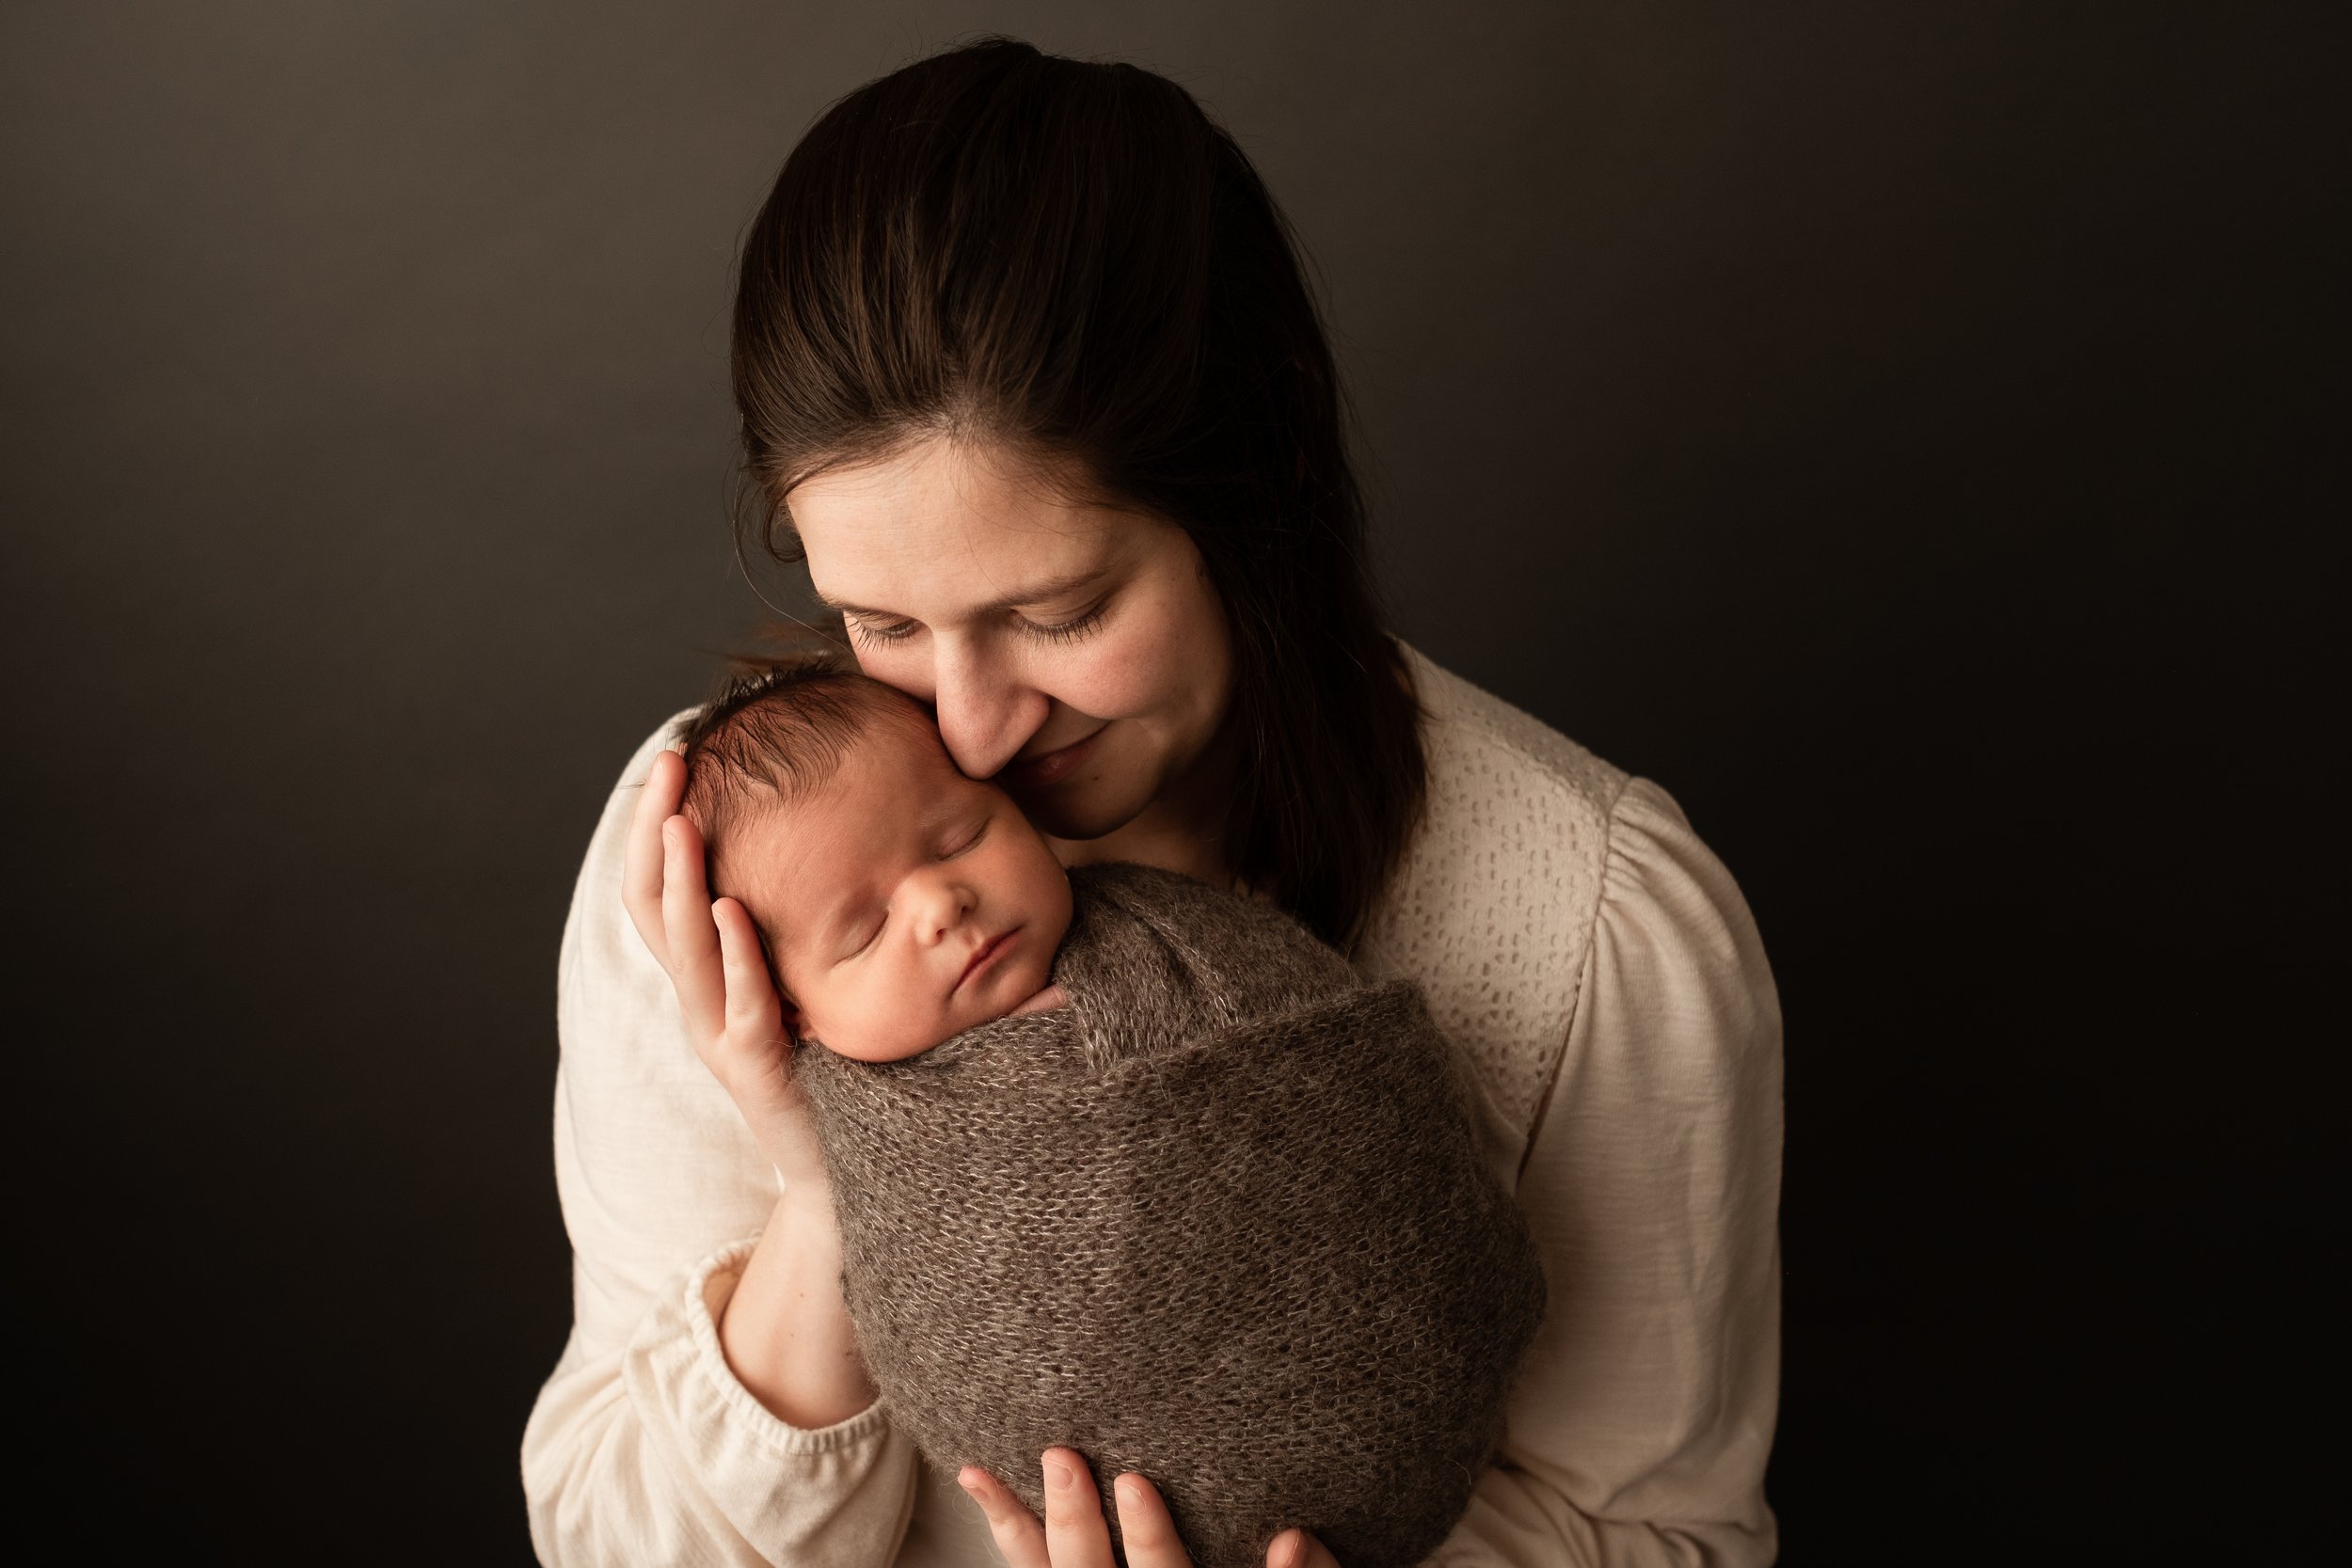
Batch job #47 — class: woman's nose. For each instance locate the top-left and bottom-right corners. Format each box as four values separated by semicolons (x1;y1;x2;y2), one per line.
930;637;1051;780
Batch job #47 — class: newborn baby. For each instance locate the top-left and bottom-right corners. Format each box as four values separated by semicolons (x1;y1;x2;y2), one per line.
679;657;1076;1063
679;657;1545;1568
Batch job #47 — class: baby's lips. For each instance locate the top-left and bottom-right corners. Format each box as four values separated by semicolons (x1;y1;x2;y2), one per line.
954;927;1017;992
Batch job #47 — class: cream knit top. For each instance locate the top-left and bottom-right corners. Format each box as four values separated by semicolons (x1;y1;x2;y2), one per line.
521;650;1785;1568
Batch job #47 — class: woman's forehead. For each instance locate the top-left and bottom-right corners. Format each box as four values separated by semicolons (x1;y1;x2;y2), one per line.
792;440;1148;613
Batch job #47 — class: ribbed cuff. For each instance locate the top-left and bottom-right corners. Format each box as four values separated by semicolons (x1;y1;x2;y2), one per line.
675;1237;891;1455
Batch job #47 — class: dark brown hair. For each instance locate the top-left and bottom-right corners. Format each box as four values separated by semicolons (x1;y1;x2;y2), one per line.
731;37;1424;948
675;656;933;951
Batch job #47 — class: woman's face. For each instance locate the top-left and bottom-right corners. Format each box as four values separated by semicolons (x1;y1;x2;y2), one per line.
787;437;1236;846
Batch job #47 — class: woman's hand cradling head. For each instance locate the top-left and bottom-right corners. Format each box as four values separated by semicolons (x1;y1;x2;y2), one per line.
957;1450;1341;1568
623;743;827;1194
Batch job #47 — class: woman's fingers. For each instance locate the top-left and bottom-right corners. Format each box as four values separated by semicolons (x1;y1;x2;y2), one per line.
712;898;802;1117
1112;1471;1193;1568
621;747;687;967
957;1466;1052;1568
1041;1448;1119;1568
1264;1528;1340;1568
713;895;789;1082
660;814;727;1048
712;897;786;1046
955;1454;1207;1568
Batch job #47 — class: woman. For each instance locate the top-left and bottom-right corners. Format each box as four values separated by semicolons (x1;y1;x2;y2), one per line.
522;38;1782;1568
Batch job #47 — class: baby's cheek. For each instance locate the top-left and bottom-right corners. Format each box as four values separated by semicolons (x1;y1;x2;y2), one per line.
1021;945;1059;1005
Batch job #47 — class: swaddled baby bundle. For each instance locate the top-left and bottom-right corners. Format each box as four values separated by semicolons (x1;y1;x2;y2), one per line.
794;863;1547;1568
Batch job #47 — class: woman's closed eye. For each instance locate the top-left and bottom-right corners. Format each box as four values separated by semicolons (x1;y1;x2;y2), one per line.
845;615;918;648
1014;598;1107;644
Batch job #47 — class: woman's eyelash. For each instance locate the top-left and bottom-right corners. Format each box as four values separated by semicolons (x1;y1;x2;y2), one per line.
846;600;1106;647
846;617;917;647
1020;603;1107;643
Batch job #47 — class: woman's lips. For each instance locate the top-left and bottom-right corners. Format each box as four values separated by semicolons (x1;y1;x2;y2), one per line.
957;927;1019;991
1000;725;1105;790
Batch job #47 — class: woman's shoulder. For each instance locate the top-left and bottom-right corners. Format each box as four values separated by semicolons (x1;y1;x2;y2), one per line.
1403;646;1633;819
1360;649;1639;1139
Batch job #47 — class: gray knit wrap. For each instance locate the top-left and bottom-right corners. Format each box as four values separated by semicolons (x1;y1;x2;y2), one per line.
794;863;1548;1568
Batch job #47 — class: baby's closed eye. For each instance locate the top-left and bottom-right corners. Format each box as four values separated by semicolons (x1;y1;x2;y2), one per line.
841;912;885;961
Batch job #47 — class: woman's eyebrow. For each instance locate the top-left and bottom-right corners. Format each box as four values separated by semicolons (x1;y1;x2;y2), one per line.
812;568;1104;619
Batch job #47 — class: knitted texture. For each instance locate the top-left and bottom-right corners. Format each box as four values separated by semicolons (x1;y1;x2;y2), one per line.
794;863;1549;1568
1359;650;1629;1134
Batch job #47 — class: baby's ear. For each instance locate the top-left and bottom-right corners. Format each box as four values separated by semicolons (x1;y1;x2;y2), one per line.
782;1000;809;1045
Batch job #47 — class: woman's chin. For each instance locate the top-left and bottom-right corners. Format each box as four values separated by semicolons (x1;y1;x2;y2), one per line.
1010;782;1152;843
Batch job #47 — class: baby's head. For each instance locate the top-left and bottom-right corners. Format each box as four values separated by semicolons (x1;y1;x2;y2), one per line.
677;658;1073;1063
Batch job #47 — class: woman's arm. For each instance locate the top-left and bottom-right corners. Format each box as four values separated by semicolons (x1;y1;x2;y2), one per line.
519;718;918;1567
719;1186;877;1427
1422;776;1783;1568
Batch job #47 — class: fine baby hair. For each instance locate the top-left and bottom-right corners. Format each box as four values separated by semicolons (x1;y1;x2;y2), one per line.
675;655;926;828
675;657;924;921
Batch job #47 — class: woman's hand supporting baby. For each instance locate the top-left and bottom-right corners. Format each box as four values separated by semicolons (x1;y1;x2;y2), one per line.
625;744;877;1428
628;744;821;1183
960;1455;1343;1568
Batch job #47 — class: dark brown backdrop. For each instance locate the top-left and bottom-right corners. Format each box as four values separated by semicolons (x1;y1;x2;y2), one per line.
2;3;2332;1562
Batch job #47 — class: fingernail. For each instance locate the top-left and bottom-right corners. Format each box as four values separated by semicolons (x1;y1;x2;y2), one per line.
1115;1474;1141;1507
1274;1530;1305;1568
1046;1455;1075;1491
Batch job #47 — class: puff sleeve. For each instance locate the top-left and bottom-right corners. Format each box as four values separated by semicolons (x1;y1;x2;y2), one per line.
519;718;922;1567
1424;777;1784;1567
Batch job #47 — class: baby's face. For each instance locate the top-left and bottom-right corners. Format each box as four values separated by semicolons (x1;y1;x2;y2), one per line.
734;717;1073;1062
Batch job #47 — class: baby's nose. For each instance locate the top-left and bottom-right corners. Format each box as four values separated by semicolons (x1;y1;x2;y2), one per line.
912;873;976;942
